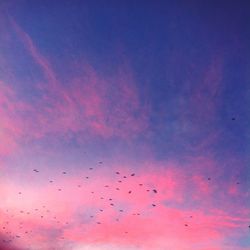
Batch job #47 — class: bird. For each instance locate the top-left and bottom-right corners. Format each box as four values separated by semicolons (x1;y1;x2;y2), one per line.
128;191;132;194
33;169;39;173
131;173;135;176
232;117;236;121
185;224;188;227
208;178;211;181
62;172;66;174
153;189;157;193
116;172;120;175
152;204;156;207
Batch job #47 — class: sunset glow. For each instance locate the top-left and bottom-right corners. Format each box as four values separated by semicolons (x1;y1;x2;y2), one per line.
0;1;249;250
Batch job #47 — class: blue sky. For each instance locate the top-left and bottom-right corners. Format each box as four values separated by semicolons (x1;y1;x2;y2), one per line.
0;1;249;249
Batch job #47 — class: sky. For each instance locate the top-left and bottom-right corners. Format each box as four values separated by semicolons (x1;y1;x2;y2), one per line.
0;1;249;249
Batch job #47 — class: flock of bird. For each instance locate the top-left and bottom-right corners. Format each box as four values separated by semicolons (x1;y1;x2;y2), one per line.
0;157;248;249
1;162;164;248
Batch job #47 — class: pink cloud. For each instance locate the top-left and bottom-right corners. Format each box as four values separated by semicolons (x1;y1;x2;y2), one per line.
0;18;151;160
1;18;149;144
9;17;58;89
0;161;249;249
0;81;28;157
